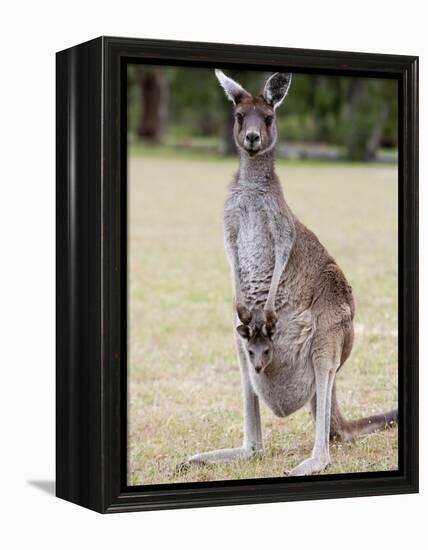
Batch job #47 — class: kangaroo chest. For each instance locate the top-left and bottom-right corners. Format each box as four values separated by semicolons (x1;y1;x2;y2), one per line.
228;185;289;308
236;201;274;299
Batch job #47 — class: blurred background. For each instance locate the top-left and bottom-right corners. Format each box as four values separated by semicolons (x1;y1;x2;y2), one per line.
127;65;398;486
127;65;398;162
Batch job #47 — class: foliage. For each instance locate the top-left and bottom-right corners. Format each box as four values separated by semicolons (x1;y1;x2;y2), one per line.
128;66;398;161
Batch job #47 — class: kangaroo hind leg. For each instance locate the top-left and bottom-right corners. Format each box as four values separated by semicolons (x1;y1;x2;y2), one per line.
287;348;338;476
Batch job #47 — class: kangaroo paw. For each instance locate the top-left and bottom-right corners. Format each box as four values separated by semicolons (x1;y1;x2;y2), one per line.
236;302;252;325
263;308;278;327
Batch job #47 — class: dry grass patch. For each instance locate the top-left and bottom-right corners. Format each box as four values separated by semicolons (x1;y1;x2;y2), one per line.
128;154;398;485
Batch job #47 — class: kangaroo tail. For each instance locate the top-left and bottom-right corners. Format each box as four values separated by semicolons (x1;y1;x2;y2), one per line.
329;381;398;441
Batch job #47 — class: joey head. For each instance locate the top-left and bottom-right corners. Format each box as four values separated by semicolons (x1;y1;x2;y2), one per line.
236;306;276;374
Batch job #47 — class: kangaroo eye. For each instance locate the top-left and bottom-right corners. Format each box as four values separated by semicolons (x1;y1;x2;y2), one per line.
265;115;273;126
263;349;270;356
248;350;254;357
235;113;244;124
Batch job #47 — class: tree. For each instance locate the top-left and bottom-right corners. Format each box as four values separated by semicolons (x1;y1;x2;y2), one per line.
341;78;393;161
126;65;398;161
136;67;168;143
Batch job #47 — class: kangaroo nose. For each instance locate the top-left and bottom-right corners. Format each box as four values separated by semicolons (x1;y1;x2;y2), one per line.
255;365;262;374
246;131;260;144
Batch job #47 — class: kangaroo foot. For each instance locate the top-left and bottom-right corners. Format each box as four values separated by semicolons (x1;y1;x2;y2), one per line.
286;455;330;477
177;446;262;474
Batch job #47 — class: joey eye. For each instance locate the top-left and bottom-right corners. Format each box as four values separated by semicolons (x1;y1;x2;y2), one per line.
235;113;243;124
265;115;273;126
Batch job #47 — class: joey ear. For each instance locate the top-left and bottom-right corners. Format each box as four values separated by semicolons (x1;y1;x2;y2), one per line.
215;69;250;105
236;324;251;340
263;73;292;110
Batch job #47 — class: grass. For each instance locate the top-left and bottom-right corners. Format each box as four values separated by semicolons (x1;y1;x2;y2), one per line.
128;151;398;486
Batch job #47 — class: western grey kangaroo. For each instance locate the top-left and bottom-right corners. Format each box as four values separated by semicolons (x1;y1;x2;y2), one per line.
184;70;397;476
236;306;276;374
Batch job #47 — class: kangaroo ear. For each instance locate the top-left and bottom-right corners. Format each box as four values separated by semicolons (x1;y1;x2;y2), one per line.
263;73;292;110
215;69;250;105
236;324;251;340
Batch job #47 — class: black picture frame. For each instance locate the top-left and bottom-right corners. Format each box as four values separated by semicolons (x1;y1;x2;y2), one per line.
56;36;419;513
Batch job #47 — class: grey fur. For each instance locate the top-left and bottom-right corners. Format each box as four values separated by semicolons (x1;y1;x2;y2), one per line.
183;71;398;477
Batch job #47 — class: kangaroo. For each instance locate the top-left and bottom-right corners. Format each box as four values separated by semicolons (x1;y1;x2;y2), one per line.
236;306;276;375
184;70;398;476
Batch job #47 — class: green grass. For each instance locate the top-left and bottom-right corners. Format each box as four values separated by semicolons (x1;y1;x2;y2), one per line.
128;152;398;485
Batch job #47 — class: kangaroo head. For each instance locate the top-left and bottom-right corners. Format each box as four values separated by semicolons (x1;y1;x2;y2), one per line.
236;306;276;374
215;70;292;157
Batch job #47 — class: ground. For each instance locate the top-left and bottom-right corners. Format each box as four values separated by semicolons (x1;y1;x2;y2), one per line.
128;151;398;485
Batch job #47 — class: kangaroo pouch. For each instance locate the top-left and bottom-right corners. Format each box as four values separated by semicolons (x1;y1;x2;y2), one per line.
247;307;316;417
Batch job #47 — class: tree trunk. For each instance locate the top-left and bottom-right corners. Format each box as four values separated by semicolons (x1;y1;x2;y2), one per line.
364;104;389;161
342;79;365;160
223;111;236;155
137;68;168;143
342;80;390;162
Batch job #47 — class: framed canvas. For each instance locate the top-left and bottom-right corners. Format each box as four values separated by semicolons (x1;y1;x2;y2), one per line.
56;36;419;513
